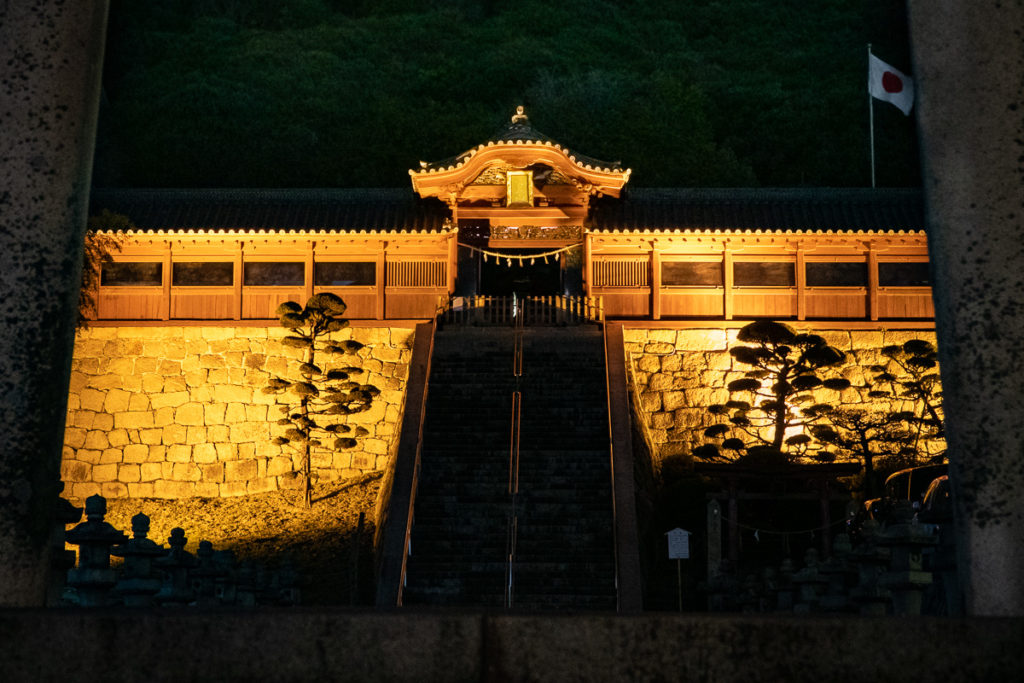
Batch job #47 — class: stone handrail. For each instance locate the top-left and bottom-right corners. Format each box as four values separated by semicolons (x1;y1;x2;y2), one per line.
374;320;436;606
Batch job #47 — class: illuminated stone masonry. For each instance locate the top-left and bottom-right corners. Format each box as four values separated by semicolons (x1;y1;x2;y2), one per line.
624;327;942;466
61;325;414;500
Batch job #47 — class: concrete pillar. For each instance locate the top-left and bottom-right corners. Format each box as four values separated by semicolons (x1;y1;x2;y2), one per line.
907;0;1024;616
0;1;109;605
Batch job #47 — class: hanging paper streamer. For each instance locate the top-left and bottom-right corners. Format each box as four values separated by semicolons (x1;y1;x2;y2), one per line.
459;242;580;266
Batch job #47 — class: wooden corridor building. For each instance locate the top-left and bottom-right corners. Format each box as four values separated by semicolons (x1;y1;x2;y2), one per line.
87;110;931;323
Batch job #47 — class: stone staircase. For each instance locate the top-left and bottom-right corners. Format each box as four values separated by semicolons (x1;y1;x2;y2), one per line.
401;326;617;610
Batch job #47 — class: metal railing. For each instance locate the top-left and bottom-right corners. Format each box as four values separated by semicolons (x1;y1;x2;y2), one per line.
505;315;524;608
438;294;604;326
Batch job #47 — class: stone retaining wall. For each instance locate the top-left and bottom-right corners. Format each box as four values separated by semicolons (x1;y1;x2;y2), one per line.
61;326;414;500
623;327;942;468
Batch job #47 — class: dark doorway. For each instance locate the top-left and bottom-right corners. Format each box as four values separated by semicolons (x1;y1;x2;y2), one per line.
480;248;562;296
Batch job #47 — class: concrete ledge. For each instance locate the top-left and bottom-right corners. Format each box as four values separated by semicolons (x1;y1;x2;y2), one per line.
0;610;1019;682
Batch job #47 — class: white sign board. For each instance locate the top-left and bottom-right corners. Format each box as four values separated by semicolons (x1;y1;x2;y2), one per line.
666;528;691;560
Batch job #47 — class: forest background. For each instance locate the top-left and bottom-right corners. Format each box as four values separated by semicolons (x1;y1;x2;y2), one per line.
94;0;919;189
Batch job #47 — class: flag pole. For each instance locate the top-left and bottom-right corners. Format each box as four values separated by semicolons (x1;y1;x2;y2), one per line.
868;43;876;188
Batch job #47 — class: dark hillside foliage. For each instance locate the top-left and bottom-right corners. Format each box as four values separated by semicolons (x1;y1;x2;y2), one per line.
95;0;917;188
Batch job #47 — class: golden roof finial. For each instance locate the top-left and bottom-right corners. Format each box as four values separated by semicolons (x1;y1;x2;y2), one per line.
511;105;527;123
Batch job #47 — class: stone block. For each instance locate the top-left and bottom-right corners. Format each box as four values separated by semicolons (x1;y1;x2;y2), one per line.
167;445;192;463
277;473;303;490
224;403;247;423
644;342;675;355
147;445;166;463
850;330;885;350
64;427;87;449
207;368;230;384
141;374;164;394
238;442;257;459
215;443;235;461
75;448;102;464
193;482;220;497
140;462;162;482
225;459;258;482
100;482;129;499
622;329;647;343
640;391;662;412
214;384;252;404
818;330;853;351
61;460;91;483
121;375;143;393
254;438;281;457
71;482;102;499
158;359;182;376
154;480;195;498
70;410;96;429
83;430;109;450
648;373;674;391
220;481;249;497
92;463;118;483
79;388;106;412
127;483;156;498
229;422;267;443
161;424;187;445
267;456;293;477
150;391;190;410
660;354;682;373
363;438;389;455
247;477;278;494
134;357;159;374
98;449;121;464
200;462;224;482
118;464;141;483
173;462;202;482
311;452;333;469
635;355;661;373
244;404;267;422
123;444;149;463
190;385;214;402
650;412;674;430
163;377;187;393
114;411;155;430
193;443;217;463
204;402;226;425
153;406;175;428
68;370;90;394
184;369;208;387
677;329;729;351
185;426;208;445
102;387;131;413
663;391;687;412
707;351;733;371
199;354;225;369
161;462;175;479
351;454;373;470
208;425;230;442
139;429;163;446
175;402;205;426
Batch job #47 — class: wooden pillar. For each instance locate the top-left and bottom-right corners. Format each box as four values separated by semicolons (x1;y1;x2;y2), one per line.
447;231;457;294
161;246;172;321
723;249;734;320
376;242;387;321
796;247;806;321
583;233;592;296
303;240;314;303
867;246;879;321
650;243;662;320
232;242;243;321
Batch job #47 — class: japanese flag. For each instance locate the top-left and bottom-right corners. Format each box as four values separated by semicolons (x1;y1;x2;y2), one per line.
869;54;914;115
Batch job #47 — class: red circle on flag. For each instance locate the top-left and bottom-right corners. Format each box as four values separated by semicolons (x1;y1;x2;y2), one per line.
882;71;903;93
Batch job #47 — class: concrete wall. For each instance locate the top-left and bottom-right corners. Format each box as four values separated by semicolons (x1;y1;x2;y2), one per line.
61;326;414;499
0;610;1019;683
624;326;943;468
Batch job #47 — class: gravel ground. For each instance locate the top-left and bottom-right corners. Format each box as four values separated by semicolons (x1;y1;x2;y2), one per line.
65;473;383;605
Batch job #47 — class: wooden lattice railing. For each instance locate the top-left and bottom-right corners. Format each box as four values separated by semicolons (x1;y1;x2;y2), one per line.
438;295;604;326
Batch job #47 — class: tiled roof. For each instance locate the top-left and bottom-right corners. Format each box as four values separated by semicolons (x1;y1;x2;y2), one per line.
89;188;451;234
89;187;926;235
414;109;627;175
587;188;925;233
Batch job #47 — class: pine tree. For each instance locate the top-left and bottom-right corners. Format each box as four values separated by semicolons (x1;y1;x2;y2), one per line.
262;294;379;508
